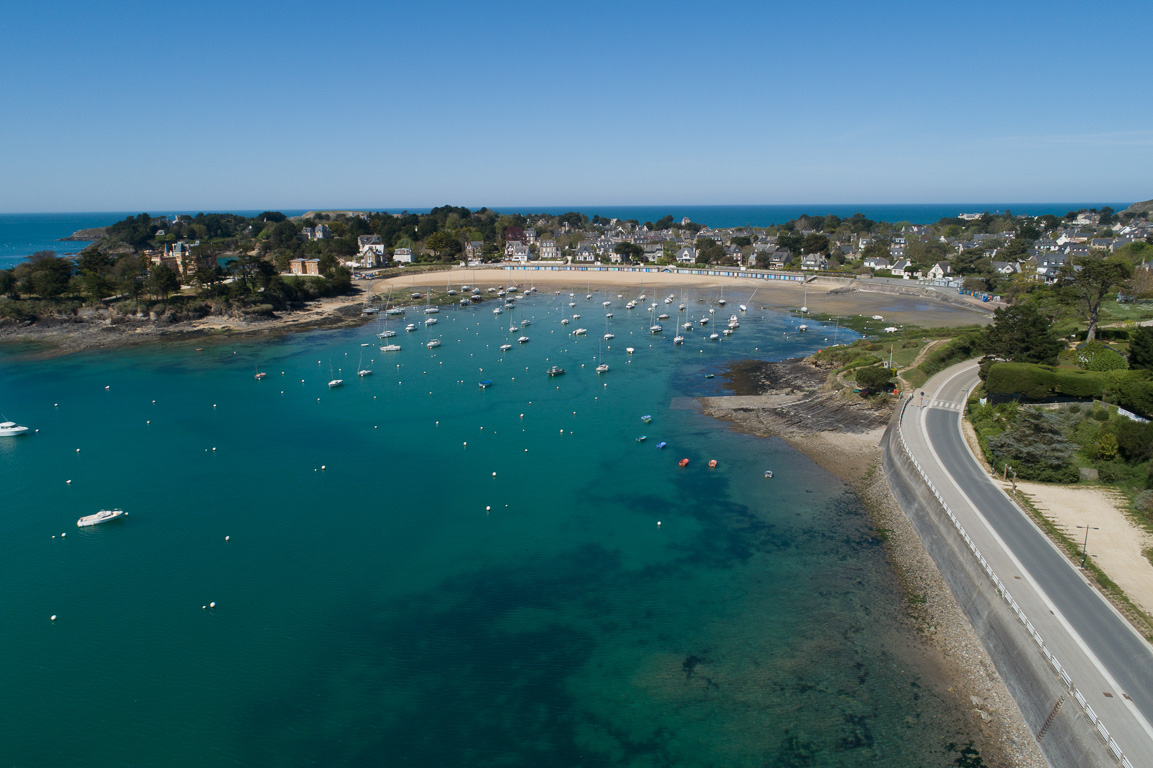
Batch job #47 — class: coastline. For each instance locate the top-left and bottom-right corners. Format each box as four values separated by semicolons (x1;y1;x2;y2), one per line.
698;357;1047;768
0;267;991;359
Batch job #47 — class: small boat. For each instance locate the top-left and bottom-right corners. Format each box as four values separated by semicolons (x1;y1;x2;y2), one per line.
679;304;686;311
709;333;720;341
380;344;402;352
424;307;440;314
510;325;519;333
561;318;570;325
603;333;614;340
708;459;718;468
704;373;715;379
568;302;576;308
626;301;637;309
378;330;397;338
493;307;503;315
682;322;693;330
605;312;613;318
596;363;609;374
479;380;493;389
574;328;587;336
678;458;689;467
764;470;773;479
723;329;733;336
427;339;441;349
500;344;513;351
460;299;471;306
328;362;342;388
650;325;662;334
385;308;405;315
708;308;716;315
547;366;566;376
447;289;457;296
406;324;417;332
641;414;652;423
626;347;635;354
656;441;667;449
603;301;611;307
77;508;125;527
799;324;808;332
254;372;267;380
657;313;670;320
0;421;30;437
521;319;530;327
636;436;647;443
357;353;372;377
424;318;437;326
673;335;684;344
572;313;581;319
699;317;709;325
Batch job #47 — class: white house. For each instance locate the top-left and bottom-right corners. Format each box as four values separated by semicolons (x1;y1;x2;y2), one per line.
675;247;697;264
393;248;414;264
926;262;953;280
863;256;890;271
508;243;530;262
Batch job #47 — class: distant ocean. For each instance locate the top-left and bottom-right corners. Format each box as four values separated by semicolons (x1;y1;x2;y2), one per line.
0;203;1129;269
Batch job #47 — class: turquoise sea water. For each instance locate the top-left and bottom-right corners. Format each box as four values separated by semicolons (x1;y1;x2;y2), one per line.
0;202;1128;268
0;288;980;766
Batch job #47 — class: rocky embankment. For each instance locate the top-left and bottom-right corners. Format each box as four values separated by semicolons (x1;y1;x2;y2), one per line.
0;297;368;357
60;226;109;241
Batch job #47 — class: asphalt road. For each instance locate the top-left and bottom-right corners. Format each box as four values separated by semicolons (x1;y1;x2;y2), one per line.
905;362;1153;766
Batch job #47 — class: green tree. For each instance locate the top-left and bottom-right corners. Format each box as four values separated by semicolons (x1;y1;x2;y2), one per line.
856;365;895;390
1057;252;1132;341
801;233;829;254
695;238;725;264
145;264;180;300
613;242;643;263
982;303;1063;365
1130;327;1153;371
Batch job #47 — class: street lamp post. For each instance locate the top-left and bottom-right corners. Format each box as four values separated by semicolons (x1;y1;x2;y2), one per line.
1076;524;1100;569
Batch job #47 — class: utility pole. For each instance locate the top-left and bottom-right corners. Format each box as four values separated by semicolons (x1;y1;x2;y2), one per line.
1076;525;1099;569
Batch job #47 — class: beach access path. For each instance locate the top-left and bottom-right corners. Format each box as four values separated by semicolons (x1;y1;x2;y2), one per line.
902;361;1153;767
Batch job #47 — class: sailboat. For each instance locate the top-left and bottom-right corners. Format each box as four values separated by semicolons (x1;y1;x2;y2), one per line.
596;336;609;373
357;352;372;377
717;286;726;306
739;287;757;312
254;362;267;380
328;362;343;388
798;280;808;331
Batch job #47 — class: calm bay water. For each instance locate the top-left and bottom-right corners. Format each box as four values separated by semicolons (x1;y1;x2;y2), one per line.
0;287;981;766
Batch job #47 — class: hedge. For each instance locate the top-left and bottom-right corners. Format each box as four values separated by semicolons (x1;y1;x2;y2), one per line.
1076;328;1131;341
984;362;1153;418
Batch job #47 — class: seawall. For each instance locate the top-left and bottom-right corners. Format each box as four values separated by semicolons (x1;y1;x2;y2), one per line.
882;406;1116;768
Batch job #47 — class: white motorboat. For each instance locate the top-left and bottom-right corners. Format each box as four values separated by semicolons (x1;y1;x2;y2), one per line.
380;344;402;352
573;328;587;336
518;336;530;344
572;313;581;319
682;322;693;330
657;313;669;320
723;328;733;336
427;339;441;349
626;347;635;354
673;335;684;344
699;317;709;325
493;307;503;315
406;323;417;332
649;325;662;334
561;318;570;325
604;333;614;340
77;508;125;527
424;317;437;326
603;301;611;307
709;332;720;341
378;330;397;338
424;307;439;314
328;378;343;388
500;344;513;351
0;421;29;437
596;363;609;373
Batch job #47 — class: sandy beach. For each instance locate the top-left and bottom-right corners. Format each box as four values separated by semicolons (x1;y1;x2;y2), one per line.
373;267;993;329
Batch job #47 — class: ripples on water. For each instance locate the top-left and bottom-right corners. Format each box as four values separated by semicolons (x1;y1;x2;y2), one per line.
0;287;977;766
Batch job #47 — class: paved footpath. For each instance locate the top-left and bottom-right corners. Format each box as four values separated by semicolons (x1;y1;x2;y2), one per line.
901;361;1153;768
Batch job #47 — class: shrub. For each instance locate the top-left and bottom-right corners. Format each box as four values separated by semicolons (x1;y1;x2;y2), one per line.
1135;490;1153;517
989;408;1079;483
856;365;895;390
1085;348;1128;372
1097;432;1119;460
1117;420;1153;463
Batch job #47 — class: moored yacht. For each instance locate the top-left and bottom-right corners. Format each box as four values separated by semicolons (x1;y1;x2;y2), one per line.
77;508;125;527
0;421;29;437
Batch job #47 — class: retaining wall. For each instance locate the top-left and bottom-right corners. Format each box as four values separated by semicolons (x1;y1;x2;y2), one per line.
883;405;1119;768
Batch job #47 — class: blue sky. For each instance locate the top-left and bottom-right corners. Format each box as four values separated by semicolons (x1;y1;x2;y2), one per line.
2;0;1150;212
